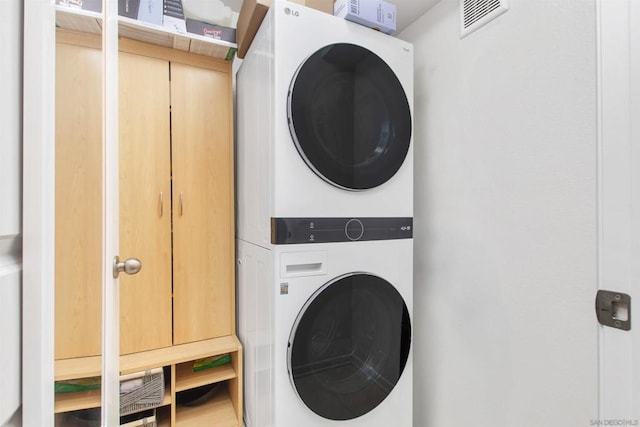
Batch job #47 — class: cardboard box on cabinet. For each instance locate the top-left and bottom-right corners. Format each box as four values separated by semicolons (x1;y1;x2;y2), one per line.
237;0;333;59
299;0;334;14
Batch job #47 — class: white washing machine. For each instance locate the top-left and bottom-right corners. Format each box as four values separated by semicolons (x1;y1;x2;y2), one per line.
236;0;414;248
237;237;413;427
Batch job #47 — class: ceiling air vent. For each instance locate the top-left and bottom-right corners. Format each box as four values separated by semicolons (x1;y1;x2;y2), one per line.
460;0;509;38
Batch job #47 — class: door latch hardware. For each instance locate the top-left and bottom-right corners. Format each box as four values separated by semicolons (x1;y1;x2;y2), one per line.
596;290;631;331
113;256;142;279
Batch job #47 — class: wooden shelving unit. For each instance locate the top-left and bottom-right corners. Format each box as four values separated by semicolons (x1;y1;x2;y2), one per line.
54;337;242;426
55;5;237;60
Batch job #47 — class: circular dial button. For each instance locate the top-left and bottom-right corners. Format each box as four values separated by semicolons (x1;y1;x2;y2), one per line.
345;219;364;241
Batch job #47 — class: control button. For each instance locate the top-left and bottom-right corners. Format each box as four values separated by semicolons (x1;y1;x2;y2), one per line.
345;218;364;241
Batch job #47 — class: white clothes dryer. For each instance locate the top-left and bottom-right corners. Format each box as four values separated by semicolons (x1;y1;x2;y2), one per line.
237;238;413;427
236;0;414;247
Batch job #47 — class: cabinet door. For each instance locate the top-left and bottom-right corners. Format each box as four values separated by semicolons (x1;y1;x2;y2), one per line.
171;62;233;344
55;42;103;359
119;52;173;354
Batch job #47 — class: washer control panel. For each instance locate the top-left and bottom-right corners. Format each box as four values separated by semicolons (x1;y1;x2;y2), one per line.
271;217;413;244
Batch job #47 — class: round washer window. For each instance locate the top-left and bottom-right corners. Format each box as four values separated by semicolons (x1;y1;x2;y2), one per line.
287;43;412;190
287;273;411;420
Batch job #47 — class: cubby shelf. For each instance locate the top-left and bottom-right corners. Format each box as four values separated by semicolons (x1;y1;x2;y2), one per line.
55;335;241;381
175;386;238;427
55;5;237;60
54;335;242;425
54;389;101;414
157;407;172;427
54;383;172;414
175;363;236;392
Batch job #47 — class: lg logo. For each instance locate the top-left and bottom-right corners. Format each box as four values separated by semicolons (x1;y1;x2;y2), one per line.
284;7;299;16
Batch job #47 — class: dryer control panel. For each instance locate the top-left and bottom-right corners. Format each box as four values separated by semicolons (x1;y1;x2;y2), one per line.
271;217;413;244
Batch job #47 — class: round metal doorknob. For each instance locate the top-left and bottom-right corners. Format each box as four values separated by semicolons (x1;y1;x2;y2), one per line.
113;256;142;278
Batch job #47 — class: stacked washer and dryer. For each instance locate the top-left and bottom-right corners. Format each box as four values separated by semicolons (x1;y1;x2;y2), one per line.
236;1;414;425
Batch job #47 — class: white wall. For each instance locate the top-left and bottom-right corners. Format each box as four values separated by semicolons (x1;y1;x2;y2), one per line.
0;0;22;425
400;1;599;425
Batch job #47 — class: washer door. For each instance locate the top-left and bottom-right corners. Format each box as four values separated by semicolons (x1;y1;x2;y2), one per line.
287;43;412;190
287;273;411;420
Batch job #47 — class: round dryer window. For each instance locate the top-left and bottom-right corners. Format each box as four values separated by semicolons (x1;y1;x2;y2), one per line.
287;273;411;420
287;43;412;190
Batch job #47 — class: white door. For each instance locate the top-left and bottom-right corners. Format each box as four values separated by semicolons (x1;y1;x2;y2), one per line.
22;1;134;424
102;0;125;425
598;0;639;422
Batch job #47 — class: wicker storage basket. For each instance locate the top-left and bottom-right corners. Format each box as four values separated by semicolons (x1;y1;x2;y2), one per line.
120;368;164;416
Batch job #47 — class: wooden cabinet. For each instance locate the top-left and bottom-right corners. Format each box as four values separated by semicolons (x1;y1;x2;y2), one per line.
54;29;240;425
118;51;173;355
55;32;234;357
117;51;234;353
55;40;103;360
170;62;233;345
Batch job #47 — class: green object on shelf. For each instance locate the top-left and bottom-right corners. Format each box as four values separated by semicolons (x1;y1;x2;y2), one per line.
225;47;237;61
193;354;232;372
55;376;101;393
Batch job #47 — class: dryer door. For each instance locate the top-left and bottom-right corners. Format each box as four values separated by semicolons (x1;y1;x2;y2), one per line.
287;43;412;190
287;273;411;420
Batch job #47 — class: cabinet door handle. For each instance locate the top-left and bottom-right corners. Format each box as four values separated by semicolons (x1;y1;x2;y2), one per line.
159;192;163;217
180;192;184;216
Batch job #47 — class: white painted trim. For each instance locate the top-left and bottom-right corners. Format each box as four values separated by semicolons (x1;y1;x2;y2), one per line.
0;259;22;276
101;0;121;424
597;0;634;420
595;0;605;417
630;0;640;417
22;0;56;425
